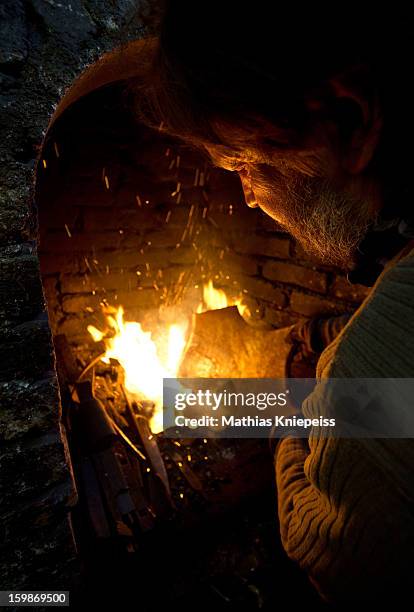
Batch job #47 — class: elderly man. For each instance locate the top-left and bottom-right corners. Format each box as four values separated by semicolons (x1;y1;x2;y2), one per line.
140;1;414;602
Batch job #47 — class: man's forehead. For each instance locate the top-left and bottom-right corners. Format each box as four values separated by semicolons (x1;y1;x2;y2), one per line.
204;144;257;170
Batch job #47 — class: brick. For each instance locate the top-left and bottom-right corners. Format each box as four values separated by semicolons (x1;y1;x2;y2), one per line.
38;204;82;232
134;260;172;280
129;264;194;290
241;277;287;308
40;231;123;253
62;294;102;314
155;266;194;286
81;251;135;269
153;205;189;228
59;275;89;294
60;271;139;294
41;276;59;299
290;291;350;317
86;249;163;269
111;288;162;310
235;234;291;258
41;176;116;208
330;275;370;303
169;246;198;265
60;292;164;329
262;260;327;293
257;212;285;233
82;207;161;232
206;231;246;251
46;306;62;336
264;307;299;329
39;253;81;275
221;252;259;276
119;232;148;250
57;313;107;341
131;182;184;208
145;227;184;248
207;210;258;233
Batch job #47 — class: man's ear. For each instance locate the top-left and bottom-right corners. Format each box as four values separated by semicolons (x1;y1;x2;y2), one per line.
328;66;383;175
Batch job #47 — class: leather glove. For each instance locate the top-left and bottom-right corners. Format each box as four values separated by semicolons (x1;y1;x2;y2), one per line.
286;313;352;378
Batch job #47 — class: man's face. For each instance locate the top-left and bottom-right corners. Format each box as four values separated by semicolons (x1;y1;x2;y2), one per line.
207;140;376;271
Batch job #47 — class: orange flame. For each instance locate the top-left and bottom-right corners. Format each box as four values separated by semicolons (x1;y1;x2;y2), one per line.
198;279;246;315
87;306;187;433
87;280;245;434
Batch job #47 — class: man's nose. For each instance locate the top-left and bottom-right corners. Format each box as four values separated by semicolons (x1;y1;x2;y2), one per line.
239;172;259;208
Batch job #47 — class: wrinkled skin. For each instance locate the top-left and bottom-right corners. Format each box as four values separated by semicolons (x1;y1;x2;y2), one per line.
205;114;382;271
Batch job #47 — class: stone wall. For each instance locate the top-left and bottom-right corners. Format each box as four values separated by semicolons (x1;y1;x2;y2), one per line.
0;0;147;593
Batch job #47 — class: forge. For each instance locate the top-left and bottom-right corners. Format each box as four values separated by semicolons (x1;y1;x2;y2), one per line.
29;40;366;608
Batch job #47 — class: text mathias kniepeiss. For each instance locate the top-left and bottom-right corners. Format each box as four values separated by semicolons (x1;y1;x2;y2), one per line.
174;415;336;428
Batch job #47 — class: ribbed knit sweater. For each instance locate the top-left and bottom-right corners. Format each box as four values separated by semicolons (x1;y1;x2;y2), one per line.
275;244;414;602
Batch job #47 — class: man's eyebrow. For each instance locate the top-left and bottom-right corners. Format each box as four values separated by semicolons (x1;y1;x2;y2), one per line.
205;147;252;170
215;158;245;171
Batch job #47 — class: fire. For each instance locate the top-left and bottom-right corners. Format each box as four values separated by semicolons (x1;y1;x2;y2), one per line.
201;280;228;310
199;279;246;316
87;307;187;434
86;280;245;434
166;324;187;372
87;325;105;343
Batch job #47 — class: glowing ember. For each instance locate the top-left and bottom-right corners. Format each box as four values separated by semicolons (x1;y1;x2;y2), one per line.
87;306;187;434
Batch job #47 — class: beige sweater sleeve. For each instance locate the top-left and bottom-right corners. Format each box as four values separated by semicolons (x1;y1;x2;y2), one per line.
275;247;414;602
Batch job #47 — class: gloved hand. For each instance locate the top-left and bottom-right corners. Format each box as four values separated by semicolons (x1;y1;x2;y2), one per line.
289;313;352;354
289;317;322;356
286;313;352;378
